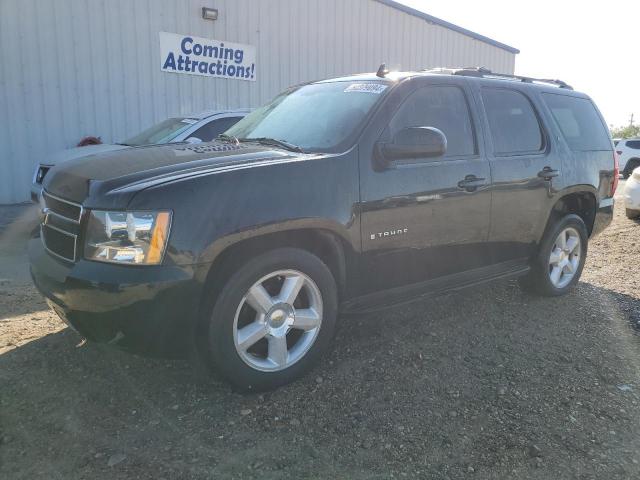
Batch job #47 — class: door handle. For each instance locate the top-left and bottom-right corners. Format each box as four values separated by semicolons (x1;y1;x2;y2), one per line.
457;175;487;191
537;166;559;180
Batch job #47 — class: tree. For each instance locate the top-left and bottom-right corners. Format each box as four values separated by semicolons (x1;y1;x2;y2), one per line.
610;124;640;139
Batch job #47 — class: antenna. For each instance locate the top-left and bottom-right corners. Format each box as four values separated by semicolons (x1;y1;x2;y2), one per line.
376;63;389;78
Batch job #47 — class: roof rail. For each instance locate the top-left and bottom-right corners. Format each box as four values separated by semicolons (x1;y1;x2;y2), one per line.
423;66;573;90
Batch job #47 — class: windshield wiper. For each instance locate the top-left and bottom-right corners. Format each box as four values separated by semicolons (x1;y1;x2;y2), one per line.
216;133;240;144
238;137;304;153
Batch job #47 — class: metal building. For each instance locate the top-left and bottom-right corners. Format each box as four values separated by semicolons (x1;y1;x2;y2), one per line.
0;0;518;204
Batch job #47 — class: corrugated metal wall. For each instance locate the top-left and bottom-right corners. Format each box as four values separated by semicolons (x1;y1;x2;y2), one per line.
0;0;516;203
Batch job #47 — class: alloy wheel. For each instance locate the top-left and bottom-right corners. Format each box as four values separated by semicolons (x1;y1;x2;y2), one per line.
233;269;323;372
548;227;581;289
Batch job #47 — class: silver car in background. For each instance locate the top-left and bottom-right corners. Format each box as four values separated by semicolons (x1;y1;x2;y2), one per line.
31;109;249;201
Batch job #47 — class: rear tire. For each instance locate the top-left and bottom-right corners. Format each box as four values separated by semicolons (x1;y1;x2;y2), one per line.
519;214;588;296
202;248;338;392
626;208;640;220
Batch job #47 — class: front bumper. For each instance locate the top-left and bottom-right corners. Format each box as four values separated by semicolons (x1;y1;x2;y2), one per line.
29;237;209;357
591;197;614;237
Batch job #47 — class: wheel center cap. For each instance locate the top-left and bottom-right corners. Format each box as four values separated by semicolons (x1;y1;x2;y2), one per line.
267;304;294;329
556;248;568;262
270;309;286;327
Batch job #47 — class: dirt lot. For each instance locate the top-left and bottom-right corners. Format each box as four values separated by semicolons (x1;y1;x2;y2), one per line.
2;188;640;479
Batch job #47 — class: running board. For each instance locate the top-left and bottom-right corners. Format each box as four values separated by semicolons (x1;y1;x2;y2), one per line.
341;260;530;315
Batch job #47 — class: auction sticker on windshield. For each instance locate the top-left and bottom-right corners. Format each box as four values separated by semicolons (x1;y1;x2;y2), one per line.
344;83;388;94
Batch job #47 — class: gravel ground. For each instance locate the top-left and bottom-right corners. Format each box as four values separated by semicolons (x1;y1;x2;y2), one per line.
1;188;640;479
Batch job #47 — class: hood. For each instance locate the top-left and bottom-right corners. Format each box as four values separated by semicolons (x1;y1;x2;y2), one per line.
42;141;299;207
45;144;129;166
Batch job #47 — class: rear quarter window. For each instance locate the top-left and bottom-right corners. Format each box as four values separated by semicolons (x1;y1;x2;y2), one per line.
541;93;611;151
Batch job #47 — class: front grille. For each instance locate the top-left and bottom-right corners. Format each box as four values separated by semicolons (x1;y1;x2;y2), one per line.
42;191;82;221
41;191;83;262
42;224;76;260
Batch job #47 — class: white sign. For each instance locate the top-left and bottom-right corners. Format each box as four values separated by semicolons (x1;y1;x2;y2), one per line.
344;83;388;94
159;31;256;81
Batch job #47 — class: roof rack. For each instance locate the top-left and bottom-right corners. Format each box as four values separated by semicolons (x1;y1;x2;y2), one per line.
423;66;573;90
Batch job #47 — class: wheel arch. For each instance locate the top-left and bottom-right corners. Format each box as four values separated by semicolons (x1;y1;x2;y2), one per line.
200;224;355;306
624;157;640;176
541;187;598;240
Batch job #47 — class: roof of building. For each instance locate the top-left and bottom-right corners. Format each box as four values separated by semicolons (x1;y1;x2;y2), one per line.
375;0;520;54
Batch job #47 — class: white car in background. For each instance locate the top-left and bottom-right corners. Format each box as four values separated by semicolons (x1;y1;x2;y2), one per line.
616;138;640;179
31;109;249;201
624;166;640;219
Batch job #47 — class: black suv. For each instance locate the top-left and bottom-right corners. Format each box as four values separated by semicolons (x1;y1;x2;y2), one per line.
30;67;616;391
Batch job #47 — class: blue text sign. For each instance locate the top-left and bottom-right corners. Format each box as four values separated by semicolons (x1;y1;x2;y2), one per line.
159;32;256;81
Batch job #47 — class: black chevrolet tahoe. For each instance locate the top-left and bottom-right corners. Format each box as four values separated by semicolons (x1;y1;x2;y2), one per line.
30;67;617;391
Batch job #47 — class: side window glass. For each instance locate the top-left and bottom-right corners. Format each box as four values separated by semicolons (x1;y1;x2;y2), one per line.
389;85;476;157
191;117;244;141
627;140;640;150
541;93;611;151
481;88;544;155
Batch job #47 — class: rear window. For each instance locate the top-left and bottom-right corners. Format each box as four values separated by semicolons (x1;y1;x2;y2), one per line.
541;94;611;151
481;88;544;155
122;117;195;146
626;140;640;150
191;116;244;141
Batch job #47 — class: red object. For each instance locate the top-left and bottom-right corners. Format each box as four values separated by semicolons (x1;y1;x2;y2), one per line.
611;151;619;197
77;136;102;147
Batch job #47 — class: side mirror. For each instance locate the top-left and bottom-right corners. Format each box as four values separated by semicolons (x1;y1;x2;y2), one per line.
377;127;447;164
185;136;202;144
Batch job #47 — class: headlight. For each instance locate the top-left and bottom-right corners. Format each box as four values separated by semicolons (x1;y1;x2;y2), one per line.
84;210;172;265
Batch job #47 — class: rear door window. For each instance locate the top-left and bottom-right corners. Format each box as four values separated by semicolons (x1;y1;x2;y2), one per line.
388;85;476;157
541;93;611;151
481;88;544;155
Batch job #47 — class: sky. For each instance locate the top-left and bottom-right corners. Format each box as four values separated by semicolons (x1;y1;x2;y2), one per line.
397;0;639;129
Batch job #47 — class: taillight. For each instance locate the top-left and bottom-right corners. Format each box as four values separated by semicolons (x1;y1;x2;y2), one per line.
611;151;619;197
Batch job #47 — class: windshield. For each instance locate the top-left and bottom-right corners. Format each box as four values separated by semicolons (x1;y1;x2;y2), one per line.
121;117;196;146
225;81;390;152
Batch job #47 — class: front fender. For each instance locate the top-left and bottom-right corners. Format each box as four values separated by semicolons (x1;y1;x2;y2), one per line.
126;150;361;266
200;218;354;265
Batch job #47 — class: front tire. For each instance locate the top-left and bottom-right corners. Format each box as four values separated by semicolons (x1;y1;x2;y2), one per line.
204;248;338;392
519;214;588;296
